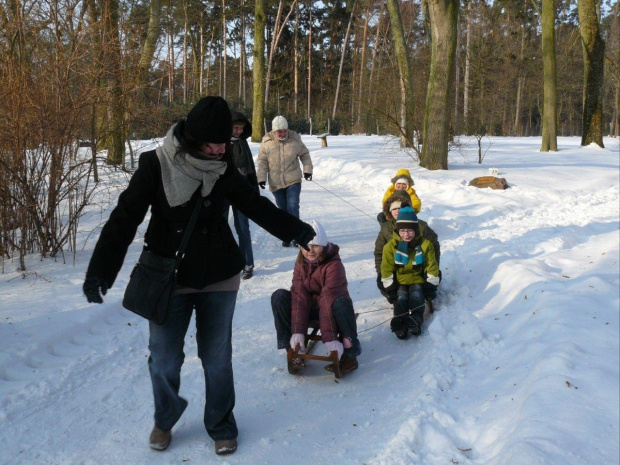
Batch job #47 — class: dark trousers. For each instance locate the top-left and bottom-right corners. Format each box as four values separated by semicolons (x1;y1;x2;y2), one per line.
393;284;425;324
271;289;361;358
223;204;254;269
148;291;238;440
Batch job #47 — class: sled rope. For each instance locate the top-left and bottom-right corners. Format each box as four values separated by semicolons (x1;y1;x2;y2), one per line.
357;302;427;334
309;179;377;222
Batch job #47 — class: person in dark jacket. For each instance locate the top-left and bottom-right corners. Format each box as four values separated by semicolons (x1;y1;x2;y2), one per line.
271;220;361;375
82;97;315;456
226;111;258;279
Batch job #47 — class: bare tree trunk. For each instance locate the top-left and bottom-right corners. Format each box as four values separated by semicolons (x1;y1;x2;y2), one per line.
463;0;472;124
357;3;370;126
513;16;527;136
454;18;460;126
222;0;227;99
137;0;162;103
167;30;174;104
294;1;300;115
265;1;297;106
578;0;605;147
252;0;266;142
422;0;459;170
206;29;214;95
102;0;124;165
183;5;188;104
387;0;414;147
239;2;246;102
307;0;312;120
368;2;385;106
332;1;356;120
200;18;204;95
540;0;558;151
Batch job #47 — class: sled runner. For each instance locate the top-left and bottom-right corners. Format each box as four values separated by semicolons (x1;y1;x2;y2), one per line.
286;314;359;379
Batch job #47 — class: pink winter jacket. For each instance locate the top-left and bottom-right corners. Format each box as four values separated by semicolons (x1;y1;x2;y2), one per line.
290;243;350;343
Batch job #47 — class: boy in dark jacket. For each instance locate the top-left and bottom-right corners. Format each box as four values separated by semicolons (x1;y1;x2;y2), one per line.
228;111;259;279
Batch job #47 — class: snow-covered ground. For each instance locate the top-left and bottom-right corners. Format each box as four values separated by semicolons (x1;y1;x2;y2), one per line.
1;134;618;465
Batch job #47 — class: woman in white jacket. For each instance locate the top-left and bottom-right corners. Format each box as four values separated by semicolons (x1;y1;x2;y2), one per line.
257;116;313;246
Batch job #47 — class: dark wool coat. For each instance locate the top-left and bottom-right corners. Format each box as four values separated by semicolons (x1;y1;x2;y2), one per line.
290;243;350;343
87;150;310;290
230;111;259;192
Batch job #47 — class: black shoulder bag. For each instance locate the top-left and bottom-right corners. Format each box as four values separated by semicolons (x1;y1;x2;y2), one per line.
122;197;203;325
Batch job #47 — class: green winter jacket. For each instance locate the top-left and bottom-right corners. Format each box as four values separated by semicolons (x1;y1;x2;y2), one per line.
381;232;439;286
374;218;440;274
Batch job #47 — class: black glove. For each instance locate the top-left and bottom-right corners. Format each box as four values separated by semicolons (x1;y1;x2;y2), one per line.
376;274;388;297
304;173;312;181
385;279;399;294
259;182;266;189
387;293;397;304
83;276;109;304
294;224;316;251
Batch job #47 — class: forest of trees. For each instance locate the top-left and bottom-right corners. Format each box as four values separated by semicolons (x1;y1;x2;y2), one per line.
0;0;618;267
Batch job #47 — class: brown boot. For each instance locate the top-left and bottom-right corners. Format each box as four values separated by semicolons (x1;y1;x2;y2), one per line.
215;438;238;455
324;356;359;375
149;425;171;451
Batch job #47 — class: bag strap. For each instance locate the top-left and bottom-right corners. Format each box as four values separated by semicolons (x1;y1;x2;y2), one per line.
174;196;204;268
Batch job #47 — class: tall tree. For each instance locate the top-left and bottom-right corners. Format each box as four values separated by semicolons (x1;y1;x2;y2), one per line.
387;0;414;147
101;0;125;165
332;1;356;120
136;0;163;103
538;0;558;151
252;0;267;141
421;0;459;169
577;0;605;147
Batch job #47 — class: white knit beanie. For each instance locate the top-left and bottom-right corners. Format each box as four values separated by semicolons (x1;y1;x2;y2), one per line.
394;177;409;188
307;220;328;247
272;115;288;131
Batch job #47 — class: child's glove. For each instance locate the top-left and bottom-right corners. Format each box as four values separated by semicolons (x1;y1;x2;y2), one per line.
325;340;343;359
427;274;440;286
384;279;399;293
290;333;306;352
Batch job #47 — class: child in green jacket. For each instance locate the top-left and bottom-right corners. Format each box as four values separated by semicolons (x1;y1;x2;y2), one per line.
380;206;440;339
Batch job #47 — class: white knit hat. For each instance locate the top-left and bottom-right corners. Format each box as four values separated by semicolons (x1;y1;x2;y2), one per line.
272;115;288;131
307;220;328;246
394;177;409;188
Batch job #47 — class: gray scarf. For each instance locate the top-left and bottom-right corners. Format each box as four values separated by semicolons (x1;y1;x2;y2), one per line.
156;125;228;207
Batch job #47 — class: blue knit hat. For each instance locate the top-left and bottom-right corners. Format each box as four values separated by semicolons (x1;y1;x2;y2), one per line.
396;206;418;230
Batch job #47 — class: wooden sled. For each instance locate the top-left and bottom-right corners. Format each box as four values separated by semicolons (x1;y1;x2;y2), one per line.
286;314;358;379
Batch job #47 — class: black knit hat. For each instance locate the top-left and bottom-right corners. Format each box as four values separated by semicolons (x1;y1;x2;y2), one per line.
184;96;232;144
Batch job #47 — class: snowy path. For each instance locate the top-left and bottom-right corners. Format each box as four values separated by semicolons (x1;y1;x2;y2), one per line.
0;135;618;465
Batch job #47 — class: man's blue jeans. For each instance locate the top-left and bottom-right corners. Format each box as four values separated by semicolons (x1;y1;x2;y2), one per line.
148;291;238;440
224;205;254;269
272;182;301;219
